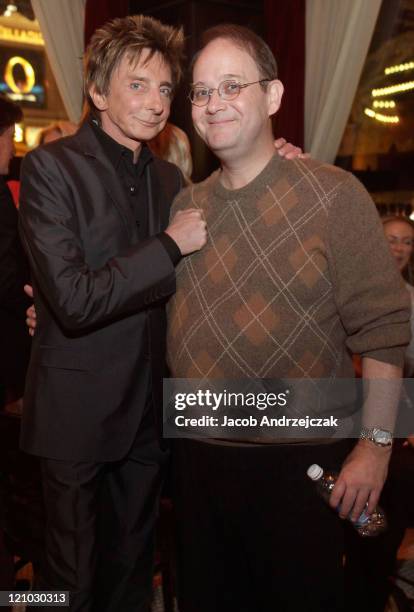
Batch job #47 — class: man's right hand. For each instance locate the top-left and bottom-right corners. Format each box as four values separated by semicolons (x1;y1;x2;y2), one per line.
165;208;207;255
22;209;207;337
24;284;36;336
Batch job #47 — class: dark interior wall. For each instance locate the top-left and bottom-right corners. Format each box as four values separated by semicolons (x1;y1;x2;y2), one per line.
264;0;305;152
129;0;265;180
84;0;130;46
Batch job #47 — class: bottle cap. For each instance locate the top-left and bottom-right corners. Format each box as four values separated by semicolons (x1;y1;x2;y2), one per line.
307;464;323;480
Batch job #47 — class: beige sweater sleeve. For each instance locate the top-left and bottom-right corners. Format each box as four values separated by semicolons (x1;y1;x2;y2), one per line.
326;172;411;368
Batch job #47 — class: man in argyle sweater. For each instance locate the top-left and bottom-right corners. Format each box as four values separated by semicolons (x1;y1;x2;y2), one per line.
167;24;410;612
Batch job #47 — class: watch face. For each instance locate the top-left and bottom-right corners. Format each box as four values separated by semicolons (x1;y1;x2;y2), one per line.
372;428;392;445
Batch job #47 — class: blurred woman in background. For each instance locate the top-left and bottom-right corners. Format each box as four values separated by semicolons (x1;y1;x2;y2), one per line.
37;121;78;146
149;122;193;183
346;215;414;612
383;216;414;376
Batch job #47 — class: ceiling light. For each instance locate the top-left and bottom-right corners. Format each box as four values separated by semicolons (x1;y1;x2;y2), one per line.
372;81;414;97
373;100;396;108
3;2;17;16
385;61;414;75
364;108;399;123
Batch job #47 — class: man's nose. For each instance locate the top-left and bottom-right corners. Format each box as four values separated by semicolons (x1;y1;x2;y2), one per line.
206;89;225;113
146;88;164;114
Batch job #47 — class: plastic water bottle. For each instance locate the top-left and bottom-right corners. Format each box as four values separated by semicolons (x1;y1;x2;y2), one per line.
307;464;387;537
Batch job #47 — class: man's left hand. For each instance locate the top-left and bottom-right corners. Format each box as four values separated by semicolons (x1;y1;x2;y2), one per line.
328;439;391;521
274;137;309;160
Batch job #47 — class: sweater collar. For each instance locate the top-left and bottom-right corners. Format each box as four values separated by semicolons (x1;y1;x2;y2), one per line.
212;152;285;201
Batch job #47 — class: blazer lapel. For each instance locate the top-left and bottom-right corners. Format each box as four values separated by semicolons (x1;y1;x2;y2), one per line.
75;122;135;240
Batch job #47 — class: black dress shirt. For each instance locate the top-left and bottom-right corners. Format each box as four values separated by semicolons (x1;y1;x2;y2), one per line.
90;119;181;264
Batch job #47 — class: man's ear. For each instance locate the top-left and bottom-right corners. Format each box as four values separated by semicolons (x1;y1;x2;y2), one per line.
89;85;108;112
267;79;284;117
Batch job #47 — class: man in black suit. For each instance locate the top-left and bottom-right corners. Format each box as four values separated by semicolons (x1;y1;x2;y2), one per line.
18;15;206;612
0;97;31;409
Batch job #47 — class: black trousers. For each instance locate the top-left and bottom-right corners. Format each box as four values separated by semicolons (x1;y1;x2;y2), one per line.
173;439;353;612
35;402;168;612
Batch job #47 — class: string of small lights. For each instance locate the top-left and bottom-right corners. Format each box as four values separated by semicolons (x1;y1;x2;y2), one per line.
365;59;413;124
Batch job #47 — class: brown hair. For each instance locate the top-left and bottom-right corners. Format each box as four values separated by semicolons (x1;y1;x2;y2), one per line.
84;15;185;112
192;23;277;87
0;96;22;135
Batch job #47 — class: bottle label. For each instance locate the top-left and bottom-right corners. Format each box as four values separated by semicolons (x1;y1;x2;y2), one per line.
354;509;370;526
336;504;370;526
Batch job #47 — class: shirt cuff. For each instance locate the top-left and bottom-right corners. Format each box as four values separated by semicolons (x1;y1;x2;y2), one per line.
156;232;182;266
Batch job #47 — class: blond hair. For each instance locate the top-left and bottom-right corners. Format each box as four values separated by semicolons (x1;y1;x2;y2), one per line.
382;215;414;231
84;15;185;113
37;121;78;145
149;123;193;182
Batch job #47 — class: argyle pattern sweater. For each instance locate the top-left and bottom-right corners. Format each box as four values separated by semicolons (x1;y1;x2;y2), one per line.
167;154;410;380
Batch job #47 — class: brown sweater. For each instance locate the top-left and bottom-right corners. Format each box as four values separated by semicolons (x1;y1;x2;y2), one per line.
167;154;410;380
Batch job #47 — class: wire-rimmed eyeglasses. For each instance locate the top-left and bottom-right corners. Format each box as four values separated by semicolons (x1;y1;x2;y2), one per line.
188;79;272;107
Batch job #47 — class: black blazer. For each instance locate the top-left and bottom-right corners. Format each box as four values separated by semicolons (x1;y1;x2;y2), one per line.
19;121;183;461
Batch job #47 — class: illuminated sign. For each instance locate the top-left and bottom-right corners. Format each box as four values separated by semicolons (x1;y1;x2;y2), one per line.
0;24;44;46
5;56;35;93
0;46;45;107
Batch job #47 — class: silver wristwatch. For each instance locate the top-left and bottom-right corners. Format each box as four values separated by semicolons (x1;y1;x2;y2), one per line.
360;427;393;447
